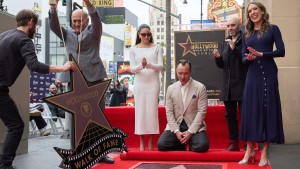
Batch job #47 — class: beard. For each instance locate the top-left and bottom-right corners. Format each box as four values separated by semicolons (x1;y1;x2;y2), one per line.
28;27;36;39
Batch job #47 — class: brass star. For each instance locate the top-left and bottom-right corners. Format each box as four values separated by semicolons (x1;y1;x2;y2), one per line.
178;35;197;57
44;58;112;147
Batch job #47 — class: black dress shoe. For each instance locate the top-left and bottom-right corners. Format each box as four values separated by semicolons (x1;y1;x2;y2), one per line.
226;140;240;151
99;155;114;164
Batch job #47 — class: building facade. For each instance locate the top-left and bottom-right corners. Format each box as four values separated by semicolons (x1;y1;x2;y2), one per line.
149;0;179;80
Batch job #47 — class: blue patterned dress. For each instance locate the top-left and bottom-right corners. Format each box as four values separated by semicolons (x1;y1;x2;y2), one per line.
240;25;285;144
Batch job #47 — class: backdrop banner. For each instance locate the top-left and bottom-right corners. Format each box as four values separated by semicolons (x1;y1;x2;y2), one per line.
30;72;56;102
174;29;225;99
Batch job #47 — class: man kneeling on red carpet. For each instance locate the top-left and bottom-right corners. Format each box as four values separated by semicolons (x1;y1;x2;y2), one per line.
157;59;209;152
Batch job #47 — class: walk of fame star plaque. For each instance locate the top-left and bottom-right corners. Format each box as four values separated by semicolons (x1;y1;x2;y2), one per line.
44;56;127;169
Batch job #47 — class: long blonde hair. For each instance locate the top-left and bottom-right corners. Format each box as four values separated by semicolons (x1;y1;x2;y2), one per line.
245;2;270;40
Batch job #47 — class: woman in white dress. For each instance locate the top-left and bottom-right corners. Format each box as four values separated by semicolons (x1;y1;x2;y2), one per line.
129;24;163;151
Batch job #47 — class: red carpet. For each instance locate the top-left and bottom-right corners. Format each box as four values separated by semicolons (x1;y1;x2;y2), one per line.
92;155;272;169
103;106;241;150
90;106;272;169
120;150;244;161
130;162;224;169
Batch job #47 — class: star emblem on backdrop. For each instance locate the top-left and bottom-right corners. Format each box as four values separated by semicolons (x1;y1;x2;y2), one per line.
178;35;197;57
44;57;112;147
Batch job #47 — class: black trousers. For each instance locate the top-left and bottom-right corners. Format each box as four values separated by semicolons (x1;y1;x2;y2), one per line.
29;115;47;130
47;103;65;119
0;92;24;166
224;100;242;140
157;121;209;152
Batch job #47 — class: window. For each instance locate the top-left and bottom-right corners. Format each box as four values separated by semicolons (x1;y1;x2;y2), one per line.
157;21;160;25
157;28;160;32
161;35;164;39
157;35;160;39
161;21;164;25
161;28;164;32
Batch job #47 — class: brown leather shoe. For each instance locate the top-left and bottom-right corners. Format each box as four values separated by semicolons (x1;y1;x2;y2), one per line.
226;140;240;151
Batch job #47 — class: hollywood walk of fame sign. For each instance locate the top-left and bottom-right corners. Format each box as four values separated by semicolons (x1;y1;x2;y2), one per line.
174;30;225;99
178;35;197;56
44;56;127;169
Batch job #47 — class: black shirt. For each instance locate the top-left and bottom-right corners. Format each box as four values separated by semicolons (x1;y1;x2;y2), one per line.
0;29;49;88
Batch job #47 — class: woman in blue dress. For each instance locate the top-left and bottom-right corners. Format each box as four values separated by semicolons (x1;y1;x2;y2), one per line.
239;2;285;167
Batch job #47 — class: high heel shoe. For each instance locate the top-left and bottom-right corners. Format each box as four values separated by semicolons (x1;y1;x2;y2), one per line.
259;144;269;167
258;160;268;167
238;151;256;165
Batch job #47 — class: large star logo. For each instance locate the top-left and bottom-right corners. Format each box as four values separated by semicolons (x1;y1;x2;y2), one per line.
178;35;197;57
44;57;112;147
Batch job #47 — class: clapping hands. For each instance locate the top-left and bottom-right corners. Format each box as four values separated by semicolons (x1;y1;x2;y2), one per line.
246;47;263;61
142;58;147;68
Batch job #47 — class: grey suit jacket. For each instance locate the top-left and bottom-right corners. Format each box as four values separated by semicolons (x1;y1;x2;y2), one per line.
49;6;107;83
164;78;208;134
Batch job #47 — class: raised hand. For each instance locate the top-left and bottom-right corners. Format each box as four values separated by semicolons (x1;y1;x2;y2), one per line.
225;39;235;50
49;0;59;9
83;0;92;7
212;49;221;58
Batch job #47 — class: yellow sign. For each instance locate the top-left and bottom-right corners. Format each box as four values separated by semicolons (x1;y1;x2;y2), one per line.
84;0;114;7
124;25;132;46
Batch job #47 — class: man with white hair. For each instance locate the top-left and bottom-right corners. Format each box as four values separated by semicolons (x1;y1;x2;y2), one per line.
49;0;107;84
49;0;113;164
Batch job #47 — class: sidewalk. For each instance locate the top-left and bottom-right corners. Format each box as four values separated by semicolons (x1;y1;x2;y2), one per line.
14;135;70;169
14;134;300;169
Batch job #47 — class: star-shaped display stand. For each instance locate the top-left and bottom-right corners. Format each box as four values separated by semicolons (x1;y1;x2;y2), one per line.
44;56;126;169
44;57;112;147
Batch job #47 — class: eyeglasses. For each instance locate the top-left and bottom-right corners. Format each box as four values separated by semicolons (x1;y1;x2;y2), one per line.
140;33;152;37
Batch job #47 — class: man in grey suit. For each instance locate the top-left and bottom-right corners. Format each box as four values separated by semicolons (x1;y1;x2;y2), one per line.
49;0;107;84
157;59;209;152
49;0;113;164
